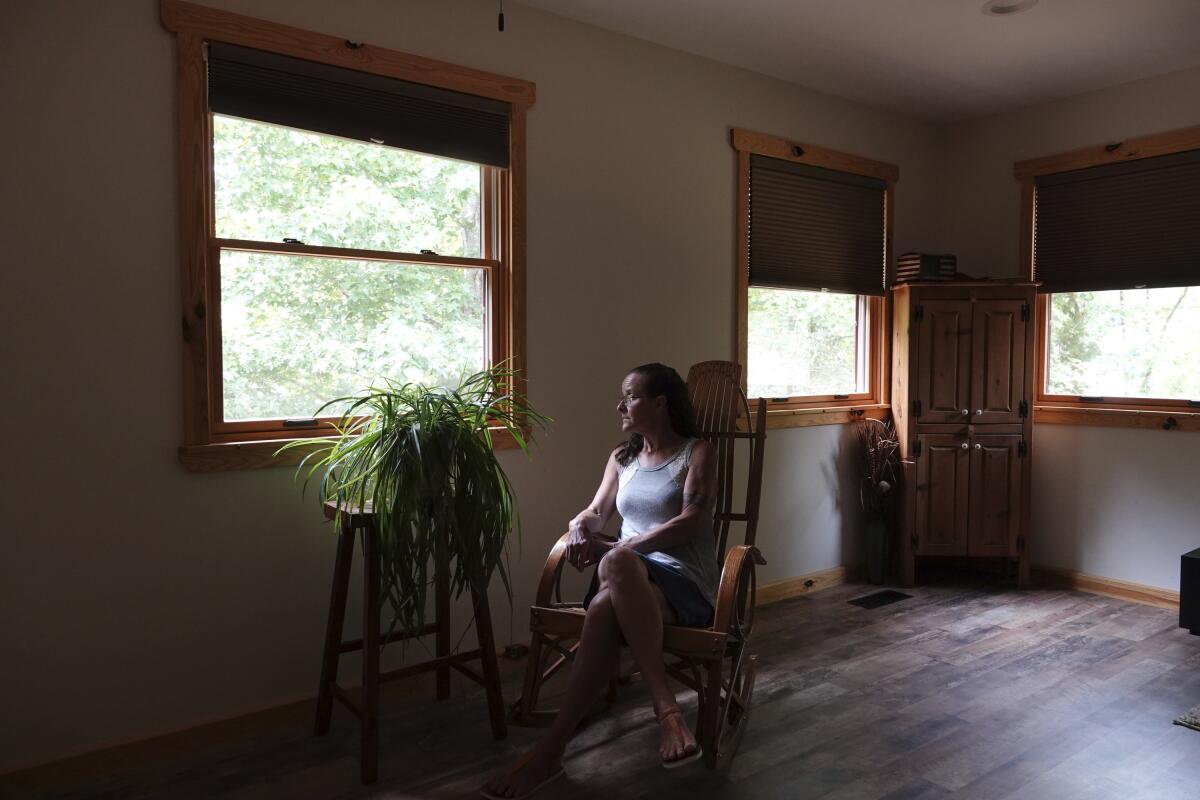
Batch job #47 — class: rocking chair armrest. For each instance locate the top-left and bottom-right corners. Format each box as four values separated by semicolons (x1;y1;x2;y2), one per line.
712;545;766;633
534;532;572;606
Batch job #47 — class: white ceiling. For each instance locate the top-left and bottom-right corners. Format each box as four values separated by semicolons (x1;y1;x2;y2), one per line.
513;0;1200;122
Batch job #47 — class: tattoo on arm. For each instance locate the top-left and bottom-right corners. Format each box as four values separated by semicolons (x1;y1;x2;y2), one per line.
683;491;714;511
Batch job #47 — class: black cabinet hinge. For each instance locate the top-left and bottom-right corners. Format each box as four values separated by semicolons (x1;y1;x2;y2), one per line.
1017;536;1025;553
1021;303;1030;321
1019;399;1028;418
910;533;919;551
1018;439;1028;457
912;439;922;457
914;304;924;323
912;399;922;418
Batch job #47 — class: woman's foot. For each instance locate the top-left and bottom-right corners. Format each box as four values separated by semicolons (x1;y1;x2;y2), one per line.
657;706;701;766
481;747;564;799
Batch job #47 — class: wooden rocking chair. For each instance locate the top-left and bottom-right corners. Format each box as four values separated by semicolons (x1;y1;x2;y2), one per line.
510;361;768;767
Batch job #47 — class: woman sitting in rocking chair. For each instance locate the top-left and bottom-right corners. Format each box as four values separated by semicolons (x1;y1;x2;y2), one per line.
482;362;719;799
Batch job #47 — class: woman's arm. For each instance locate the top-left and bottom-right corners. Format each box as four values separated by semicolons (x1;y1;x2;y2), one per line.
570;447;622;530
617;440;717;555
565;448;623;568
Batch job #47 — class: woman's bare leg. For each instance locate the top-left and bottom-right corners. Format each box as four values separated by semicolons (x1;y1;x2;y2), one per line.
541;589;623;751
483;589;622;797
598;549;697;762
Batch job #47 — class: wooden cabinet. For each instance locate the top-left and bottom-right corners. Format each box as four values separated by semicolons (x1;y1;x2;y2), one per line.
893;282;1035;587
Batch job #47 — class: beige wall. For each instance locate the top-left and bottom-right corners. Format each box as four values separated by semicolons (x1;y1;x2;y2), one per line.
940;66;1200;590
1;0;945;772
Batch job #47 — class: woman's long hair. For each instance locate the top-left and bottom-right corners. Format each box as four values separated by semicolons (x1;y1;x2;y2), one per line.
615;363;700;466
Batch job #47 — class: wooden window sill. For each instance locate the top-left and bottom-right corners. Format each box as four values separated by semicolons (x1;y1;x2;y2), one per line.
179;426;522;473
1034;404;1200;433
753;403;889;430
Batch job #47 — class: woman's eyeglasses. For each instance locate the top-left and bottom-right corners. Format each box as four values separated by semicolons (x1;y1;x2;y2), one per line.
617;394;646;406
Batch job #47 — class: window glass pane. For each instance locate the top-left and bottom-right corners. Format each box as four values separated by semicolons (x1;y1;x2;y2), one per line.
220;250;486;421
747;287;862;398
1046;288;1200;399
214;115;482;257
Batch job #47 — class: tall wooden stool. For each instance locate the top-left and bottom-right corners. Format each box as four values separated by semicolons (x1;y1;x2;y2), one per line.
313;501;507;784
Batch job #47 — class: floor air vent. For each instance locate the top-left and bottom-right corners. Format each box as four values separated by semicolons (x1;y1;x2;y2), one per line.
848;590;912;609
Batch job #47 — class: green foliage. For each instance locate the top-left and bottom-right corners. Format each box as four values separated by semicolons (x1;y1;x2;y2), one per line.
221;251;484;420
213;115;487;420
748;288;860;397
1047;288;1200;398
214;115;480;256
278;366;551;635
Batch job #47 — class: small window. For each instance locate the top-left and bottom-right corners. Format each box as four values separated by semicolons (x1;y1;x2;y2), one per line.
1045;288;1200;401
747;289;869;400
732;129;896;423
1016;129;1200;424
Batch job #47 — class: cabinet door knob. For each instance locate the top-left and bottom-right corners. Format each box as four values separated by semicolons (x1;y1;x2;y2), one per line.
960;441;969;449
961;408;969;415
975;409;983;415
974;443;982;450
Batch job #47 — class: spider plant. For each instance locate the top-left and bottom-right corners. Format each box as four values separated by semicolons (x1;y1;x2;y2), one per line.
278;365;550;637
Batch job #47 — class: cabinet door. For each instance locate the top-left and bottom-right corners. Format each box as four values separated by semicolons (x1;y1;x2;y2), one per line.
914;434;969;556
968;435;1023;557
915;300;972;423
970;300;1027;424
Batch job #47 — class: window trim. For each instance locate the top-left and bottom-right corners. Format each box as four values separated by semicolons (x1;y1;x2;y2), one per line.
731;128;896;428
161;0;535;470
1014;125;1200;432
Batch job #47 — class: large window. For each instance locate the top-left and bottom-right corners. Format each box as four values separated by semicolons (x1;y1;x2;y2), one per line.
732;129;895;426
162;2;534;469
1015;127;1200;430
214;117;489;426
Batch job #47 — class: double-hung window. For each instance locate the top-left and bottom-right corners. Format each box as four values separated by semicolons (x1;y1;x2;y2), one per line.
1015;127;1200;430
732;129;896;427
162;1;534;469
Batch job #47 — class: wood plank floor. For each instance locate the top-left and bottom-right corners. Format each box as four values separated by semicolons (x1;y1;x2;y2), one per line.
7;581;1200;800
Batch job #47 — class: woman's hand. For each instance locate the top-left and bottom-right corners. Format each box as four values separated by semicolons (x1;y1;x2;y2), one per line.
566;510;617;570
565;521;591;570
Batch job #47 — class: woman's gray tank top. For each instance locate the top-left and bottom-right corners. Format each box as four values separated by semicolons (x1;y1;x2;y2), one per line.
615;438;720;607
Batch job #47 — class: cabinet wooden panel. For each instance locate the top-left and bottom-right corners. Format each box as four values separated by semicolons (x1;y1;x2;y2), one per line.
971;300;1027;424
915;301;972;423
968;435;1023;557
915;434;968;556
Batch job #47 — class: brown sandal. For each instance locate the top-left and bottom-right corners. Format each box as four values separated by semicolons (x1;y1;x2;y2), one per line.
657;707;702;768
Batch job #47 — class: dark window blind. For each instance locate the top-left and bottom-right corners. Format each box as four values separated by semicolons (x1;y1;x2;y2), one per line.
1034;149;1200;293
748;154;886;296
207;43;511;167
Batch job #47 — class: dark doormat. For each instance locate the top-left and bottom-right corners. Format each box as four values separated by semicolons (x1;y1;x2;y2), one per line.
1175;704;1200;732
848;589;913;609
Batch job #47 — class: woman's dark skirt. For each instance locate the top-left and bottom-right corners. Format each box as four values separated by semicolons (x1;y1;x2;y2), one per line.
582;551;714;628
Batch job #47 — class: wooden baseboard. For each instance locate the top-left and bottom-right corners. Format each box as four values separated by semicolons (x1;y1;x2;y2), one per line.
757;565;852;605
1033;565;1180;610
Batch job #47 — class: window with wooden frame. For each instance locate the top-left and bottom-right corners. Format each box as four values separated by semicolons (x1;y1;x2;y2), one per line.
1014;125;1200;433
161;1;534;471
732;129;896;429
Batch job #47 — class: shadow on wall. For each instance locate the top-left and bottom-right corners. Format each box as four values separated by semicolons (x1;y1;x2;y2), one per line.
834;424;865;570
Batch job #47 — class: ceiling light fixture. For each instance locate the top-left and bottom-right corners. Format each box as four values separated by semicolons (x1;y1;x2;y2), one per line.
982;0;1038;16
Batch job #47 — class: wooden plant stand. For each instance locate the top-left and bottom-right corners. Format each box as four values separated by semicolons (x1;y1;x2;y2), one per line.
313;501;507;784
